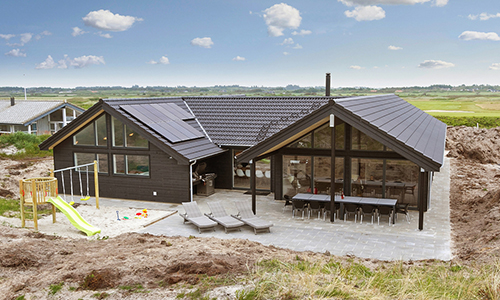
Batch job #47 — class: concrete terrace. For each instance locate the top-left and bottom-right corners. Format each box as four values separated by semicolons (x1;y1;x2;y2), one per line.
137;156;451;261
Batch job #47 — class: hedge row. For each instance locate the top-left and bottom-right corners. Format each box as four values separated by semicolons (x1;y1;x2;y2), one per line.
435;116;500;128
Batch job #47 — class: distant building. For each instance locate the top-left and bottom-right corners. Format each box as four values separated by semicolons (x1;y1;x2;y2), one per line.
0;98;85;135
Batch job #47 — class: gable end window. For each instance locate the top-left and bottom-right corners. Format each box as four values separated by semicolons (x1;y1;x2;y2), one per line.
73;114;107;147
111;117;148;149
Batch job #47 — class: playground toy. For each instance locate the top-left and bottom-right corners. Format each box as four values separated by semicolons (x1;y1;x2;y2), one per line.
19;177;58;230
19;176;101;236
51;161;100;209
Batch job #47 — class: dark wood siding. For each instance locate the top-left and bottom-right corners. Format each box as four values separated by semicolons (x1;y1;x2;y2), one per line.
200;150;233;190
52;113;190;204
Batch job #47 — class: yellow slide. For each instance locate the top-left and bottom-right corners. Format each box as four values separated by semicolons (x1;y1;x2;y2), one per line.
47;196;101;236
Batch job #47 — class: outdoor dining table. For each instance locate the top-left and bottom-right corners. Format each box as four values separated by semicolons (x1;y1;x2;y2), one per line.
291;193;397;223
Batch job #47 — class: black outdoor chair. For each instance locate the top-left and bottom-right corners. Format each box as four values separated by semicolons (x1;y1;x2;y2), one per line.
359;204;377;224
292;200;307;219
283;195;293;213
396;203;410;223
377;205;394;226
344;203;359;223
322;202;340;221
308;201;322;219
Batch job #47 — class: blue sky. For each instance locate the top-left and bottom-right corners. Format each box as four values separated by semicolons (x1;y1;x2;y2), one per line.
1;0;500;88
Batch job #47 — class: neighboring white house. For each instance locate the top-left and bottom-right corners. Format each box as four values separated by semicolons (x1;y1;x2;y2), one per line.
0;98;85;135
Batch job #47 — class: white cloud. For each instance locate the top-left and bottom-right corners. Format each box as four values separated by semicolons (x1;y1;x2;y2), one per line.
36;55;105;69
283;52;290;55
20;33;32;45
5;49;26;57
70;55;105;68
82;9;142;32
339;0;432;6
489;63;500;70
36;55;58;69
345;5;386;21
433;0;448;7
293;43;303;49
263;3;302;37
281;38;294;45
468;12;500;21
72;27;87;37
418;60;454;69
0;34;15;40
148;56;170;65
388;45;403;50
232;56;246;61
190;37;214;48
97;32;112;39
292;29;312;36
350;65;364;69
459;31;500;41
35;30;51;40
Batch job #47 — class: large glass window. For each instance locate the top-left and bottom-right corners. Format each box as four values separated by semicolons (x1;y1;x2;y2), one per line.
96;115;107;146
351;158;384;197
113;154;149;176
233;150;270;190
313;122;345;150
74;152;108;174
112;117;148;148
313;157;344;195
386;160;419;206
351;127;384;151
74;123;95;146
283;155;311;198
287;133;312;148
73;114;106;147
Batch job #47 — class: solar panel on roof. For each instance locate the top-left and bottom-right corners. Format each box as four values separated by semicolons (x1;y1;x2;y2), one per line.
120;103;203;144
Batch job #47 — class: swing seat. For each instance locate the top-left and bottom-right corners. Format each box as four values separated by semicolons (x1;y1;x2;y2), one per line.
81;196;90;201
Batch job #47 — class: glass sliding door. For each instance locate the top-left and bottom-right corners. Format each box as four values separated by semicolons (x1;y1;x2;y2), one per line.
283;155;311;198
351;158;384;197
313;156;344;195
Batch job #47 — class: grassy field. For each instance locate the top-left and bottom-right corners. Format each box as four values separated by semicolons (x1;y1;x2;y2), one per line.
4;91;500;124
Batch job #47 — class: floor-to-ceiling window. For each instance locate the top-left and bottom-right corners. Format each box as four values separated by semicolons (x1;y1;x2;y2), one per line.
233;150;271;190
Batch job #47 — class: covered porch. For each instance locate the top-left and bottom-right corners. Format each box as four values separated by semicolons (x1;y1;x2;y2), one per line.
237;95;446;230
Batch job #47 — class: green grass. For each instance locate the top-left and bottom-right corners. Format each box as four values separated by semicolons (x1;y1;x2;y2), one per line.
48;282;63;295
238;258;500;299
0;132;52;159
0;197;52;218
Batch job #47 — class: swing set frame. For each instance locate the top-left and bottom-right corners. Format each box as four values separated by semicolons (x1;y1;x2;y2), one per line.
50;160;100;209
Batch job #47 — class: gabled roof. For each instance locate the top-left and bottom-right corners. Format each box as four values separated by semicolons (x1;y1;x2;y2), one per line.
237;94;446;171
39;97;226;164
184;96;339;146
0;100;84;125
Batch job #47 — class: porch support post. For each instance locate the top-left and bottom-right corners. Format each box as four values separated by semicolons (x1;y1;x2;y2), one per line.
418;168;425;230
251;159;256;214
330;114;336;222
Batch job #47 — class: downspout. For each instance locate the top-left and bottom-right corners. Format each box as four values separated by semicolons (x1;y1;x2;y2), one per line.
189;159;197;202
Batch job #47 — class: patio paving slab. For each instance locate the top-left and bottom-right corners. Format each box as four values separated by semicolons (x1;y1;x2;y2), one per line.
140;157;451;261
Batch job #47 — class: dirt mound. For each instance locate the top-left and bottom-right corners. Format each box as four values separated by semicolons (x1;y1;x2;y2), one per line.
450;161;500;262
446;126;500;164
0;226;305;299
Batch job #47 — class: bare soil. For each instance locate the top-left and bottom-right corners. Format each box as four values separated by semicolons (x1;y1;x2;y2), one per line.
1;126;500;298
447;127;500;263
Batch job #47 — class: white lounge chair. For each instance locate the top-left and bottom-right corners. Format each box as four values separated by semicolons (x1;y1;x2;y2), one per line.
232;200;273;234
180;201;217;233
205;201;244;233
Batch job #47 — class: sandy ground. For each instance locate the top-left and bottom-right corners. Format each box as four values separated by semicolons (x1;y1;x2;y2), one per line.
0;204;175;239
1;126;500;299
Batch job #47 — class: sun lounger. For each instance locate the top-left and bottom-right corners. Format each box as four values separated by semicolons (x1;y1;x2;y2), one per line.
205;201;245;233
180;201;217;233
232;200;273;234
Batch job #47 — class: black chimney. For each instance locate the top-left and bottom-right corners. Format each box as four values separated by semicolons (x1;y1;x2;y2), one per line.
325;73;331;96
10;97;15;106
